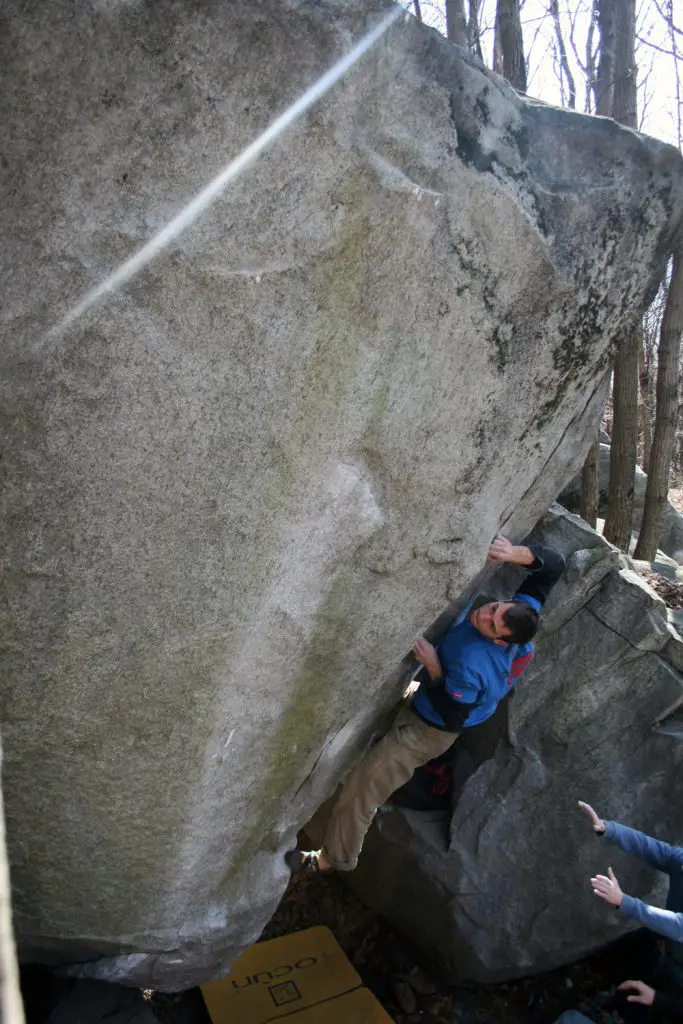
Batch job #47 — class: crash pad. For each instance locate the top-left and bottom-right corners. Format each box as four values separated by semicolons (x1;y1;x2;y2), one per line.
200;925;393;1023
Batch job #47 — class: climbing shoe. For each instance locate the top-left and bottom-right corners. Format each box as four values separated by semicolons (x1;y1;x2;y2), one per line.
284;849;334;874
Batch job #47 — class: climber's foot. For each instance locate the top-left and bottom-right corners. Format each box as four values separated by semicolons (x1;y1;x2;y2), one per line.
285;849;335;874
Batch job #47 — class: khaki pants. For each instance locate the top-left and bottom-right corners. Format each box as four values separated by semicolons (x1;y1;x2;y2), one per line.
322;704;458;871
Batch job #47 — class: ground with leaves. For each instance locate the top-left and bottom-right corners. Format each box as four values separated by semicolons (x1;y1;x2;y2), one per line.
637;568;683;608
257;869;631;1024
147;868;632;1024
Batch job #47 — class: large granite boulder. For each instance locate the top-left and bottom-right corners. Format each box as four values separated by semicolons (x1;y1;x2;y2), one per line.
560;443;683;563
342;505;683;983
2;0;683;990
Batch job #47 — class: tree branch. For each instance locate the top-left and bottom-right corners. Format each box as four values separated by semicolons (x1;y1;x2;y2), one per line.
548;0;577;108
652;0;683;39
636;33;683;58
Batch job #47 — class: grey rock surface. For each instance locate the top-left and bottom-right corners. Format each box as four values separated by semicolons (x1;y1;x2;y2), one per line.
344;506;683;983
560;444;683;563
2;0;683;990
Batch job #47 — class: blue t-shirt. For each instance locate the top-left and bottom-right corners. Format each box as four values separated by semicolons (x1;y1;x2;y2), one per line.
412;592;540;729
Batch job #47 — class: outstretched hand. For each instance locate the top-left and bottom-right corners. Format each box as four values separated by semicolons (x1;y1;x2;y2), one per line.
591;866;623;907
619;981;656;1006
578;800;606;834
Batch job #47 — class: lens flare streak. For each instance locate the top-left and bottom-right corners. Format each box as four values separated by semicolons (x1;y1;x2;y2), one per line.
53;6;403;335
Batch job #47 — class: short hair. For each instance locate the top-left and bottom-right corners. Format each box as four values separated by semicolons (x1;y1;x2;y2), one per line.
502;601;539;644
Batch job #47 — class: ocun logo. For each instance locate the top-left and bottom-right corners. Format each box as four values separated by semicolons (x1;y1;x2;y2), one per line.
231;956;317;990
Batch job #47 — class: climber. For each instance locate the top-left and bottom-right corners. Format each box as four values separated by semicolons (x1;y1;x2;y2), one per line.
578;800;683;1020
285;534;566;875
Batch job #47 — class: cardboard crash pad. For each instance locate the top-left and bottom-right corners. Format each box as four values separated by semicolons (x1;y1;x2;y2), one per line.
201;925;394;1023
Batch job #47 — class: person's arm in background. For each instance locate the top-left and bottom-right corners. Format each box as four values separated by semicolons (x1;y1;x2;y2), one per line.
578;801;683;874
618;980;683;1014
591;866;683;943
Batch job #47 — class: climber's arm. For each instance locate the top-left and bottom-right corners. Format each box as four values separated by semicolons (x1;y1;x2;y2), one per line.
512;544;566;607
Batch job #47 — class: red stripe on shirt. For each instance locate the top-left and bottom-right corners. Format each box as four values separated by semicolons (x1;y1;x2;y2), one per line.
507;650;534;686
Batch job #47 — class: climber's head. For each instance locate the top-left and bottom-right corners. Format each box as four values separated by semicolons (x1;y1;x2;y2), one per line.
470;600;539;646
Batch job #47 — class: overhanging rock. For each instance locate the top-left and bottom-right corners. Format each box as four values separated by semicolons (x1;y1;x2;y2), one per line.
2;0;683;989
343;506;683;983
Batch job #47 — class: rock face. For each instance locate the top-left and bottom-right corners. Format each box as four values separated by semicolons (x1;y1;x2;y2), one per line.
560;443;683;563
2;0;683;990
344;505;683;983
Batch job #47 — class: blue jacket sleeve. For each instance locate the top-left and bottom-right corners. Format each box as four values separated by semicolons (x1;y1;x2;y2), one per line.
604;821;683;875
423;666;482;731
620;894;683;943
443;666;481;704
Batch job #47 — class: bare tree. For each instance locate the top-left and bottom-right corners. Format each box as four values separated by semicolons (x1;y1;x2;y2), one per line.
549;0;576;108
611;0;637;124
580;443;600;528
468;0;484;60
447;0;469;45
635;0;683;544
634;249;683;559
413;0;423;22
595;0;616;115
603;323;639;550
639;329;653;473
664;0;682;146
602;0;639;552
493;0;527;91
579;0;615;527
585;0;600;111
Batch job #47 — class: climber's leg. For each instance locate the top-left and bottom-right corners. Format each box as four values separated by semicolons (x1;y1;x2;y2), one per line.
287;705;456;873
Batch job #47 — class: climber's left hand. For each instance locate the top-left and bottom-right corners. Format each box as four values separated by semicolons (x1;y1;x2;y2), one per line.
414;638;442;681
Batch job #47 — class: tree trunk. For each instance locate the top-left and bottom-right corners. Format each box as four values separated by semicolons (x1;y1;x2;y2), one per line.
602;0;639;551
493;0;527;92
595;0;616;115
603;325;640;550
468;0;483;61
581;438;600;528
584;0;599;112
634;250;683;561
611;0;637;125
639;334;652;473
446;0;468;47
579;0;614;521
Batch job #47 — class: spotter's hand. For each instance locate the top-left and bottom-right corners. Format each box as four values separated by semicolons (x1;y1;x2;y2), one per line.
618;981;655;1006
578;800;606;834
591;866;623;907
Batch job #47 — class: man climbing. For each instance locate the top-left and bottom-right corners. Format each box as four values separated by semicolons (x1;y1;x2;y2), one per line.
579;800;683;1021
285;534;566;874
